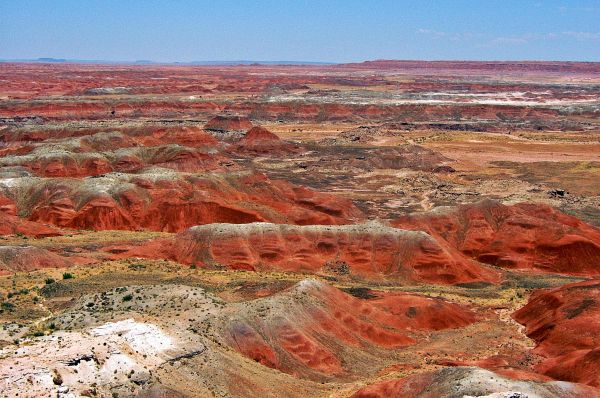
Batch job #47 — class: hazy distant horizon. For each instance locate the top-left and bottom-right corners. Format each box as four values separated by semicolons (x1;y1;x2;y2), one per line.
3;58;600;66
2;1;600;62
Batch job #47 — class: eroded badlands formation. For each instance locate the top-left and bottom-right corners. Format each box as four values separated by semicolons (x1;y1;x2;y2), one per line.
0;61;599;397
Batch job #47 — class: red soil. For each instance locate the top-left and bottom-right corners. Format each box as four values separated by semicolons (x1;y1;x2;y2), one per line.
7;173;361;232
227;321;280;369
224;280;476;379
1;97;572;125
3;62;598;101
231;126;299;156
2;62;596;128
0;246;72;275
513;279;600;387
11;146;220;177
0;125;218;147
366;290;477;331
0;125;224;177
205;115;253;132
0;195;62;237
393;200;600;276
242;126;280;143
0;212;62;238
112;222;500;285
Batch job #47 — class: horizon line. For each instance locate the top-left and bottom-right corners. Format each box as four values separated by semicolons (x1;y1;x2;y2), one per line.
2;58;600;66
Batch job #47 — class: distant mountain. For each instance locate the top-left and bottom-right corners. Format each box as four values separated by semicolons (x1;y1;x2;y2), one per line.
36;57;67;63
338;59;600;73
0;58;336;66
186;60;335;65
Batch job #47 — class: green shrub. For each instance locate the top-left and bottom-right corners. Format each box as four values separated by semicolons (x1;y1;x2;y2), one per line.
45;278;55;285
122;294;133;302
62;273;74;280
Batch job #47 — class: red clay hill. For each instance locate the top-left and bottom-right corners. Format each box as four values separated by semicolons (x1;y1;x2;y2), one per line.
0;200;62;238
0;144;222;177
0;125;218;149
0;246;72;275
231;126;299;156
393;200;600;277
0;172;362;232
217;279;477;380
514;280;600;388
0;125;224;177
204;115;253;140
205;116;253;132
107;221;501;285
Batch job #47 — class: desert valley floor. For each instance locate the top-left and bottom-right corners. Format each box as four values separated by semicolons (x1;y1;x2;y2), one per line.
0;61;599;397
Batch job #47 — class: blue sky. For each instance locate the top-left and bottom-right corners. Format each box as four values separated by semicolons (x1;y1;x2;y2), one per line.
1;0;599;62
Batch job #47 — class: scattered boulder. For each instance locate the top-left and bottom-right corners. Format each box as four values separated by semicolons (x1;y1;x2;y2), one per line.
548;188;568;198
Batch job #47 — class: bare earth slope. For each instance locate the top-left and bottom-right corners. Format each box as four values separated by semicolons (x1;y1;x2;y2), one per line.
106;222;501;284
0;61;599;397
394;200;600;277
514;280;600;387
